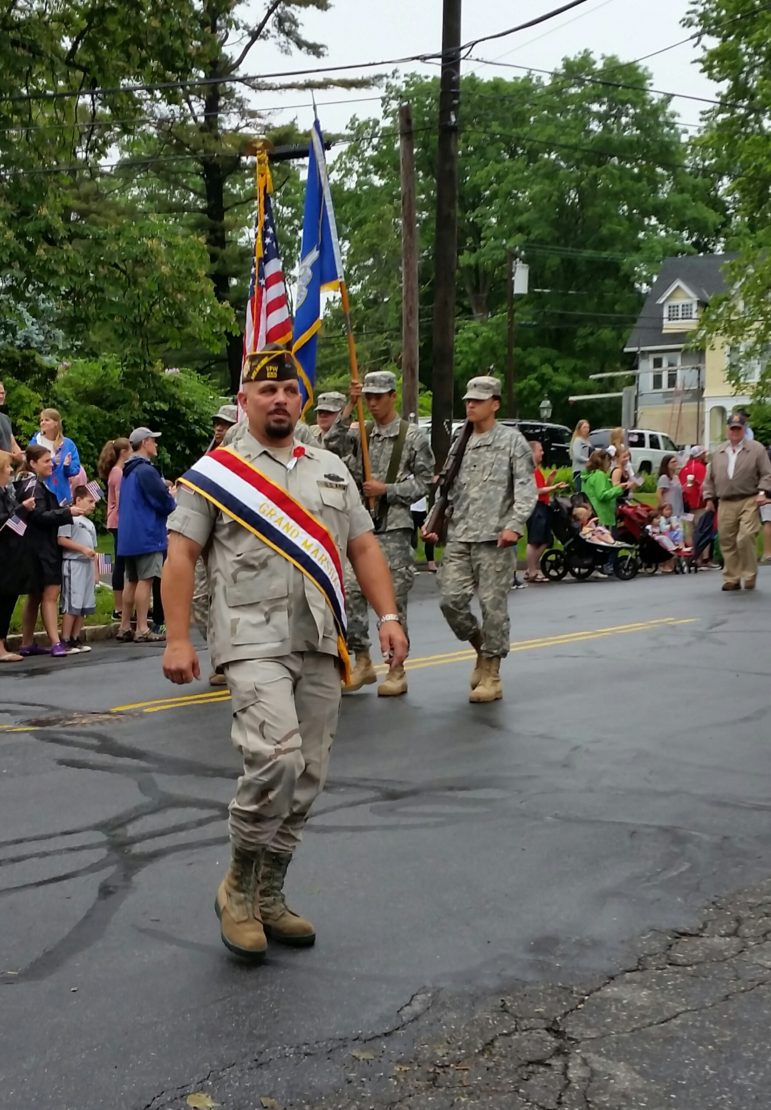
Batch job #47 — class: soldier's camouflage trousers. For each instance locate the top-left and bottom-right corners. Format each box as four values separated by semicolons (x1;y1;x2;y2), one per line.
344;528;415;653
192;556;209;640
439;540;516;657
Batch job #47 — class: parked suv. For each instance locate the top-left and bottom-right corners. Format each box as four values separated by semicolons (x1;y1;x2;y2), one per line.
500;420;572;468
589;428;680;474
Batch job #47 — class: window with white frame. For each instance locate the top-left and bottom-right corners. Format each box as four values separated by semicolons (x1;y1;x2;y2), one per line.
651;354;679;391
665;300;696;322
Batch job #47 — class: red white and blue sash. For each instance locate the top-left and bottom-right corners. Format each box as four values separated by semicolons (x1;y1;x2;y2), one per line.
178;446;349;678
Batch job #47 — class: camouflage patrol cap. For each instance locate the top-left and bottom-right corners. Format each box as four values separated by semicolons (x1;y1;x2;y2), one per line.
243;345;299;383
213;404;237;425
315;391;346;413
362;370;397;394
463;375;502;401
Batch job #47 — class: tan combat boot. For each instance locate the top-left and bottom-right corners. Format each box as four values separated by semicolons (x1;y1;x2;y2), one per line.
469;630;484;690
214;846;267;961
342;651;378;693
469;657;503;703
378;663;408;697
260;849;316;947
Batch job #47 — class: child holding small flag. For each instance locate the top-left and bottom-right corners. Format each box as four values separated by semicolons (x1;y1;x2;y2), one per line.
18;445;88;657
0;450;35;662
58;485;98;653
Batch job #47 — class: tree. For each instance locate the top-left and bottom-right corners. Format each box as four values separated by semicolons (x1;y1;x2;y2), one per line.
322;61;724;423
686;0;771;398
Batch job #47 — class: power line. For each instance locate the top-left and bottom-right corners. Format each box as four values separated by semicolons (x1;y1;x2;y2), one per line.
0;93;386;137
0;0;597;107
465;54;750;111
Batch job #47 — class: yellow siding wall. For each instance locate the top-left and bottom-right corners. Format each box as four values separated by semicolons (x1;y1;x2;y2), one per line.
637;403;700;444
704;338;730;397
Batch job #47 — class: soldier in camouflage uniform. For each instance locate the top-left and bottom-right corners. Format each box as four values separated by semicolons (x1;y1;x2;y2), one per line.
162;347;407;962
324;370;435;697
425;376;537;704
309;391;346;444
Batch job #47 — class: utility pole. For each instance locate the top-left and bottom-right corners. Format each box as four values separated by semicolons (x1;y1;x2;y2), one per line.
430;0;462;466
400;103;419;422
506;248;516;419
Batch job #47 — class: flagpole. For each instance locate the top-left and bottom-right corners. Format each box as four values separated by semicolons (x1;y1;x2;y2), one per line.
338;281;373;494
309;121;373;495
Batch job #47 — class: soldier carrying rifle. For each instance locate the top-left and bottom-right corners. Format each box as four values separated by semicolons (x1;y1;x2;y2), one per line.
423;376;537;703
325;371;434;697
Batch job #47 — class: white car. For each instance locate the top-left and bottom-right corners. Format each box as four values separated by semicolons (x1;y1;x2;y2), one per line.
589;428;681;475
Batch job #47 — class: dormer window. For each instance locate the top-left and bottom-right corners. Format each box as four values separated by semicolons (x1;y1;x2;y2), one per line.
666;300;696;322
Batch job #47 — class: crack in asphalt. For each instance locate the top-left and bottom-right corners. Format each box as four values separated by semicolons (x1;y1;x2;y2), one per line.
142;878;771;1110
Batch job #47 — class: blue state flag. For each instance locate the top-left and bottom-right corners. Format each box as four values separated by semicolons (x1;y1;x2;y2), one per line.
292;120;344;413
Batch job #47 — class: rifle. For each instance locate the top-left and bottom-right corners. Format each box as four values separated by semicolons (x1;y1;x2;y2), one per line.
422;420;473;542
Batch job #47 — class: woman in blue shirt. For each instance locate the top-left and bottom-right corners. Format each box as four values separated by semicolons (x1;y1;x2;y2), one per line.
30;408;81;505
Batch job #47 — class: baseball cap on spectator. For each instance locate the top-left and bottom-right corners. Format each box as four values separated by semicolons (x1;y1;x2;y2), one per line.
213;405;237;425
129;427;162;448
690;444;706;457
463;375;502;401
315;391;346;413
727;412;746;428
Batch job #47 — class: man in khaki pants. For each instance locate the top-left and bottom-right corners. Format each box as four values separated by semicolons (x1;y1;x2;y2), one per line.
703;412;771;591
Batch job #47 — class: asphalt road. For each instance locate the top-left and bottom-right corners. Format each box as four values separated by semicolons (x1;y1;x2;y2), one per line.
1;567;770;1110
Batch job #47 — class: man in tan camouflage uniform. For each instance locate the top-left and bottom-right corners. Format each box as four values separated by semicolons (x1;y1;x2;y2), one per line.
309;391;346;443
425;376;536;703
325;370;434;697
161;348;407;962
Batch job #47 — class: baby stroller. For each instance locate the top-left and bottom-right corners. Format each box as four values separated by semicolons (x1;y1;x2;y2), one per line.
615;501;693;574
540;496;639;581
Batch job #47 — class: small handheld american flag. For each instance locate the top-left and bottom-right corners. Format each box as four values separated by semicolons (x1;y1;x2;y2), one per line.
3;514;27;537
97;552;113;577
85;480;103;501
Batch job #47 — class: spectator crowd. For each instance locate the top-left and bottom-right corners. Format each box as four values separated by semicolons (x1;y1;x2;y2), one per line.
1;377;770;668
0;385;241;663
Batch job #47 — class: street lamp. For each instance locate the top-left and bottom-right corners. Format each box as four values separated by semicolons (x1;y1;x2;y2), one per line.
539;396;553;421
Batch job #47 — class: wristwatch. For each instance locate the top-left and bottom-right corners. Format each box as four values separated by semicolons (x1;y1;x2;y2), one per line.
376;613;402;630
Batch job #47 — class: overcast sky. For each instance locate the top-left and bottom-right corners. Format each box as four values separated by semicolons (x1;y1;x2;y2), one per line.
244;0;717;137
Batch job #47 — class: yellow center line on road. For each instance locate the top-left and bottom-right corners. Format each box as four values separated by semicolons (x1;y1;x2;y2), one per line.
107;617;695;716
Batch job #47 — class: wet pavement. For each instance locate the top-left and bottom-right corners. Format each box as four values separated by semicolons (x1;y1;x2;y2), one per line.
1;568;770;1109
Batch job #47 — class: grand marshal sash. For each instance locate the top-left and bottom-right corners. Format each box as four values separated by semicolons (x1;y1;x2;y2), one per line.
178;446;350;680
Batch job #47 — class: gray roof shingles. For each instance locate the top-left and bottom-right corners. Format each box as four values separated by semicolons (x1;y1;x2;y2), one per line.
624;253;737;352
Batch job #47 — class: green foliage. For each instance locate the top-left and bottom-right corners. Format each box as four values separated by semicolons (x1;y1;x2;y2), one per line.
746;404;771;447
1;356;220;478
324;63;724;419
686;0;771;394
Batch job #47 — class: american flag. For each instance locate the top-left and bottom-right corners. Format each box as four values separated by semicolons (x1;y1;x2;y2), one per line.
242;154;292;377
3;514;27;536
85;480;103;501
97;552;113;577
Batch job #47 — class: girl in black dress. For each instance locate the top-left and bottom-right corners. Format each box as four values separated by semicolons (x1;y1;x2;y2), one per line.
0;451;35;662
18;445;87;657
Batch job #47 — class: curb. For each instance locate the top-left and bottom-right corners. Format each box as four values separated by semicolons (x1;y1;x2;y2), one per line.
6;623;118;650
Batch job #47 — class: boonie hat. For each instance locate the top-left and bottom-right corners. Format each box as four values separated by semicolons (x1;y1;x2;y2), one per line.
727;412;746;428
690;444;706;457
129;426;161;448
315;391;346;413
213;404;237;426
463;375;502;401
243;345;299;383
362;371;396;394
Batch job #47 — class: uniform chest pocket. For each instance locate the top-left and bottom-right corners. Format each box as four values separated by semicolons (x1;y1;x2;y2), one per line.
224;576;289;646
317;482;347;511
467;447;508;482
